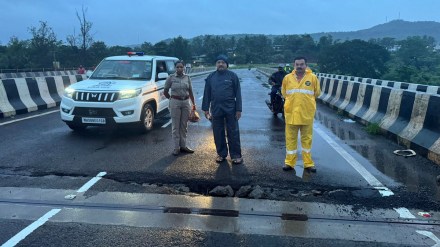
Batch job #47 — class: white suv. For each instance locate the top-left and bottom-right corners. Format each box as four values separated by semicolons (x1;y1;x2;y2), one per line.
60;52;178;132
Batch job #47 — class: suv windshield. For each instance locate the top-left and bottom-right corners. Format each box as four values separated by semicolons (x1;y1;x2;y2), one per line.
90;60;152;80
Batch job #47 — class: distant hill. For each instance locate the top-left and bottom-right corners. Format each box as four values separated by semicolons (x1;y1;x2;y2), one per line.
187;20;440;44
128;20;440;47
309;20;440;43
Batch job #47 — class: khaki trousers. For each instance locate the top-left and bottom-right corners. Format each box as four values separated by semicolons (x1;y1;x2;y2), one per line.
170;98;191;150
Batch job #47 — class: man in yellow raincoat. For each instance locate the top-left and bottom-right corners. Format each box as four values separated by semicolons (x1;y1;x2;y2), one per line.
281;57;321;173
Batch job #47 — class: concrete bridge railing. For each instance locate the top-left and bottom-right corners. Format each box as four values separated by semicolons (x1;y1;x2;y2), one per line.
316;73;440;95
0;75;87;118
318;76;440;165
0;70;78;80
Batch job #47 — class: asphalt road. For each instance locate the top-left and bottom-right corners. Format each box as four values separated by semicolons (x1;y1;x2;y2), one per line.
1;69;439;246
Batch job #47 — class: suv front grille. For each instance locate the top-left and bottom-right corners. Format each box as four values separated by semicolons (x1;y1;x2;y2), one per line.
73;91;119;102
72;107;116;117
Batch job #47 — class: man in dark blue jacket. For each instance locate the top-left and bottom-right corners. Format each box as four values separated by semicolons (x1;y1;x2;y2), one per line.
202;55;243;164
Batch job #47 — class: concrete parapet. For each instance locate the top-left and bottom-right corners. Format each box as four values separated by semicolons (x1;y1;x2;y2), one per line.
318;76;440;165
0;75;86;118
0;70;77;80
317;73;440;95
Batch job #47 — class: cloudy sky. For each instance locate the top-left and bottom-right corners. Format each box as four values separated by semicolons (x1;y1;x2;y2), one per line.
1;0;439;46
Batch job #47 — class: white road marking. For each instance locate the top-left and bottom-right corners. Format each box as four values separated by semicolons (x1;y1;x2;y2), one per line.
1;209;61;247
161;119;172;128
0;110;59;126
373;186;394;197
315;127;394;197
76;172;107;193
416;231;440;246
394;207;416;219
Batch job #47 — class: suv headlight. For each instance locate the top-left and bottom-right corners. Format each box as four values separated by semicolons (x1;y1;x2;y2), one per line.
64;87;75;98
119;88;141;100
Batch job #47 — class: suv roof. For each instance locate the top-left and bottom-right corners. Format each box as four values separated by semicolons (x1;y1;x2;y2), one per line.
105;55;178;61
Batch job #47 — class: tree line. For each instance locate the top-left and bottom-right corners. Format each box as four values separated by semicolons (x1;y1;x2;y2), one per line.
1;19;439;85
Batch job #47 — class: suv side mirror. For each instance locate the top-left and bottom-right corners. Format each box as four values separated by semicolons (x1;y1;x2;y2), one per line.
157;72;169;80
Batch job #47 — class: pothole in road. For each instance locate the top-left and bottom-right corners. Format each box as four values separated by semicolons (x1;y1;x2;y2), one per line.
139;182;359;202
100;175;440;211
136;182;439;211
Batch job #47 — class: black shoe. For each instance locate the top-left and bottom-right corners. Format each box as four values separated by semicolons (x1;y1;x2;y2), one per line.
305;166;317;173
180;147;195;153
282;165;294;171
172;149;180;156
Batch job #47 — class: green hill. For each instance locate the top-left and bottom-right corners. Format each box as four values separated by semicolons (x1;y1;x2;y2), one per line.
310;20;440;43
185;20;440;44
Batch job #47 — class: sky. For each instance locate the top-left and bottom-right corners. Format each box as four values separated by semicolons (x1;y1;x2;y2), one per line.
1;0;440;46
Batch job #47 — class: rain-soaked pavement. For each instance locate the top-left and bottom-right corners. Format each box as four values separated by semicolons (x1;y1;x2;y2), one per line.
316;105;440;201
0;68;439;246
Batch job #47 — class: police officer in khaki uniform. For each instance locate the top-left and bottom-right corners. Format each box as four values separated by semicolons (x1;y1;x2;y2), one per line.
164;61;196;156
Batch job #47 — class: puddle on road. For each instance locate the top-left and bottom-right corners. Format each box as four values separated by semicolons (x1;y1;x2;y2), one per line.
316;113;360;141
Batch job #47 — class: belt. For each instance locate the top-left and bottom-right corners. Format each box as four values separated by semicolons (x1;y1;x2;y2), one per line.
171;95;189;100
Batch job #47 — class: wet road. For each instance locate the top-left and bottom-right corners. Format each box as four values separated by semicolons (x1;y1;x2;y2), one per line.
1;69;439;246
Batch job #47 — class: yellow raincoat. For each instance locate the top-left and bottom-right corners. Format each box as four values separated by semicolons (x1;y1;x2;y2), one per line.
281;68;321;168
282;68;321;125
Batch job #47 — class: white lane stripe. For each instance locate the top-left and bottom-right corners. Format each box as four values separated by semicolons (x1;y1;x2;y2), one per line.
162;120;172;128
76;172;107;193
315;127;394;197
394;207;416;219
1;209;61;247
416;231;440;246
0;110;59;126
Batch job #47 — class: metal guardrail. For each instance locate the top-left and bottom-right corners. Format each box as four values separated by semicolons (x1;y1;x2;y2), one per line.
257;67;277;76
185;66;216;74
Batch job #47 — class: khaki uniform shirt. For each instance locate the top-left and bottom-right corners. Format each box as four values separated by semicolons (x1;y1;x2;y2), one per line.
164;73;192;97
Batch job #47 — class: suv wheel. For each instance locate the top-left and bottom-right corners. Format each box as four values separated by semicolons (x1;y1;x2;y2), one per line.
140;104;155;132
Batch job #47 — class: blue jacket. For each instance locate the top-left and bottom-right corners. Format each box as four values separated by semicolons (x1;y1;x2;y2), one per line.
202;70;242;117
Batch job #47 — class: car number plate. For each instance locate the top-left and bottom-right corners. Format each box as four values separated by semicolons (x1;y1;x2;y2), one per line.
82;117;106;124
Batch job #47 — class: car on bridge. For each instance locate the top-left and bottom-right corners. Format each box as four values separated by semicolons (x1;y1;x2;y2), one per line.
60;52;178;132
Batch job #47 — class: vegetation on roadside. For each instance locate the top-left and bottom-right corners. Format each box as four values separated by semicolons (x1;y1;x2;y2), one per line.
365;122;382;135
336;109;344;116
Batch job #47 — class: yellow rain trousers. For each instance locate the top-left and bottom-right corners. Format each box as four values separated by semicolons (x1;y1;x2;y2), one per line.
282;68;321;168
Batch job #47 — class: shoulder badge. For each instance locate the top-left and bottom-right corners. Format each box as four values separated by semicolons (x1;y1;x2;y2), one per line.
305;81;311;86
